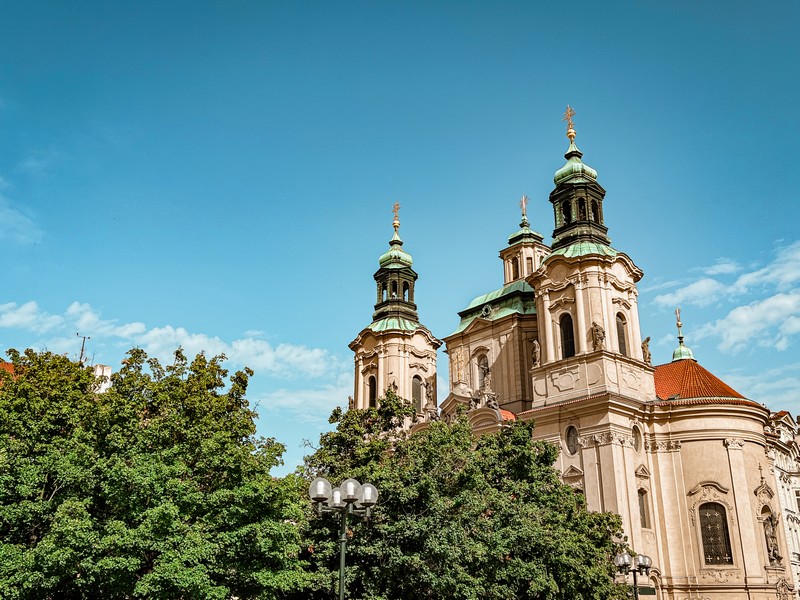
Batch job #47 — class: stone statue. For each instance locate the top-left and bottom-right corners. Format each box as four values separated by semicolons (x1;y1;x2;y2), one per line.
531;339;541;368
469;395;480;410
642;336;652;365
347;396;355;410
591;321;605;351
425;374;437;404
486;395;499;410
764;513;783;566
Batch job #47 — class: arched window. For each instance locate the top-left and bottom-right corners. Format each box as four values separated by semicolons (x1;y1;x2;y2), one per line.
512;257;520;280
403;282;409;301
560;314;576;358
638;489;650;528
526;256;533;274
477;355;489;389
699;502;733;565
578;198;587;220
616;313;628;357
562;200;572;224
391;282;398;298
368;375;377;408
381;283;387;302
412;375;423;412
565;425;579;455
591;199;599;223
632;426;642;452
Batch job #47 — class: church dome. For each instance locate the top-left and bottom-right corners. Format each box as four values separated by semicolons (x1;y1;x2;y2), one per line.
553;140;598;185
672;341;695;361
378;229;413;268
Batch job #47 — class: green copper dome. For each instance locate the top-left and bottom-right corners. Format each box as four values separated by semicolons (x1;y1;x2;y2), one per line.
672;340;695;361
554;140;598;185
378;229;413;268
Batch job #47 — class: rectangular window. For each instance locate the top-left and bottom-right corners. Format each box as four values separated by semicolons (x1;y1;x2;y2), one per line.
526;257;533;274
638;489;650;529
795;490;800;513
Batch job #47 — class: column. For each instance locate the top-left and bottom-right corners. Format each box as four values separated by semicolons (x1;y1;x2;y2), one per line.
574;278;587;354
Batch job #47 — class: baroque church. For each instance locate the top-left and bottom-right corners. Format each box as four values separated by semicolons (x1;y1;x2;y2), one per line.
348;110;800;600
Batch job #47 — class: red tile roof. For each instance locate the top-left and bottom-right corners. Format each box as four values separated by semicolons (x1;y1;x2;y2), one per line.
499;409;516;421
0;362;13;375
653;359;745;401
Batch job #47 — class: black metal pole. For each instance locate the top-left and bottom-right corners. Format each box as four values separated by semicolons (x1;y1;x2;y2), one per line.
339;508;348;600
631;568;639;600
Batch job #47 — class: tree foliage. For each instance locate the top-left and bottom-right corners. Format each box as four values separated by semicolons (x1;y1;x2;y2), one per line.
298;391;627;600
0;348;308;599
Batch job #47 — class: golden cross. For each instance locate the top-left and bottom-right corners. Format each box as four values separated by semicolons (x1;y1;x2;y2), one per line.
519;195;528;217
562;105;576;131
392;201;400;230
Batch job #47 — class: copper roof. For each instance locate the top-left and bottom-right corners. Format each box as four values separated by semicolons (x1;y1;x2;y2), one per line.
653;360;745;401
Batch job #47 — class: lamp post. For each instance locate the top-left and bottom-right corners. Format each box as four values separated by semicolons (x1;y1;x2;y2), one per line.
614;552;652;600
309;477;378;600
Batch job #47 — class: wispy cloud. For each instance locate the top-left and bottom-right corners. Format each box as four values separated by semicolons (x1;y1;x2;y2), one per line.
701;258;741;276
0;195;42;244
653;278;727;308
0;299;337;380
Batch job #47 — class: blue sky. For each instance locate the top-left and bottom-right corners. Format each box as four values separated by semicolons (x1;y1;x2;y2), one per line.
0;1;798;473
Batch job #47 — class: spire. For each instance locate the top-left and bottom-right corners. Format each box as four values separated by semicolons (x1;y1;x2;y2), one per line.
548;105;610;252
672;307;696;361
372;202;419;324
508;195;544;245
379;202;413;268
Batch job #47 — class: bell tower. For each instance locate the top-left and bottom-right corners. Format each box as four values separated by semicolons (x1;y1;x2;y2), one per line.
349;204;441;415
527;107;654;405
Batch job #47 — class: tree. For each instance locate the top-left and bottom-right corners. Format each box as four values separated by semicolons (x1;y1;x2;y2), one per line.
0;348;309;599
298;391;627;600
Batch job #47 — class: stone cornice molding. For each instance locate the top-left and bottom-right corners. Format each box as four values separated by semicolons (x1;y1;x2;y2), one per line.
646;439;682;452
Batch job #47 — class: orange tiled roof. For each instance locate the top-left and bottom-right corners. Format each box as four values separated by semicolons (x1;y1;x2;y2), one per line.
0;362;13;375
653;359;744;401
499;409;516;421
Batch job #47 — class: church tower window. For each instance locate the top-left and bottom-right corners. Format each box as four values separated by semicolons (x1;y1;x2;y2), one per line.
699;502;733;565
560;314;576;358
638;489;650;528
526;256;533;274
512;256;520;280
562;200;572;224
578;197;586;220
368;375;377;408
616;313;628;357
403;282;409;301
412;375;423;412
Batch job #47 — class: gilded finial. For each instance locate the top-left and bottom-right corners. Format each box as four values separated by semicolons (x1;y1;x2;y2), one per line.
675;307;682;334
392;201;400;232
519;195;528;218
562;105;576;141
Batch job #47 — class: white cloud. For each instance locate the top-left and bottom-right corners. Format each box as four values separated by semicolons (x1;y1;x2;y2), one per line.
653;278;727;308
0;195;42;244
721;363;800;410
702;258;740;276
696;291;800;353
0;299;336;380
731;241;800;294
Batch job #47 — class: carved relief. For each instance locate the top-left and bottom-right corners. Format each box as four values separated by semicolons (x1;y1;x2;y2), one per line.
587;363;602;385
700;569;740;583
612;297;632;310
724;438;745;449
635;465;651;479
777;577;790;600
646;440;682;452
549;296;575;311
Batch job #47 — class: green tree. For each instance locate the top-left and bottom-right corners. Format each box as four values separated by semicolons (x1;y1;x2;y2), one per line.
0;348;309;599
298;391;627;600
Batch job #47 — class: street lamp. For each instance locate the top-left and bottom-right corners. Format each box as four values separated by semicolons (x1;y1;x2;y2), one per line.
309;476;379;600
614;552;652;600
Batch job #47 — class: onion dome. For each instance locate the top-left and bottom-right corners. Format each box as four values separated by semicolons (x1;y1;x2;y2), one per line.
554;125;598;185
671;308;696;361
378;211;413;268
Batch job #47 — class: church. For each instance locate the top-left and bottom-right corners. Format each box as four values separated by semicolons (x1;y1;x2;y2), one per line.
348;110;800;600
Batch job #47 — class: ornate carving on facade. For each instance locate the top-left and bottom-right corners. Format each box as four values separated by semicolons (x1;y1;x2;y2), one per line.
531;339;541;368
646;439;682;452
764;511;783;566
612;297;632;310
635;464;651;479
777;577;791;600
724;437;745;449
688;482;735;527
700;569;740;583
578;431;634;447
549;296;575;311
